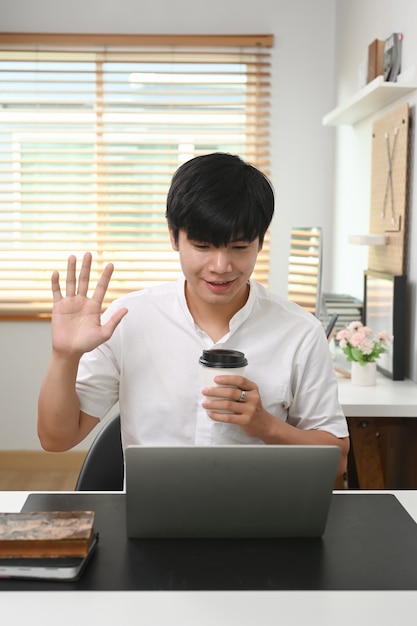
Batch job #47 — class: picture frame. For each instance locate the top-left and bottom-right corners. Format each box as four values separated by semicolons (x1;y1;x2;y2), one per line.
363;269;406;380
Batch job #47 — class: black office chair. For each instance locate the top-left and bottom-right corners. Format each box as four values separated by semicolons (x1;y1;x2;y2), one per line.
75;414;124;491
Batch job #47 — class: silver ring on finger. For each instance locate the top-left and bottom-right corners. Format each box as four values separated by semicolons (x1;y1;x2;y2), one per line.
238;389;246;402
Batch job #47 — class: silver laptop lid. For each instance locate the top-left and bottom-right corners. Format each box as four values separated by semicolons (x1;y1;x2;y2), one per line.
125;444;340;539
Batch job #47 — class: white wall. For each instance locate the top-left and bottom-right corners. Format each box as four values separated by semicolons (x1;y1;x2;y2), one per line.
331;0;417;381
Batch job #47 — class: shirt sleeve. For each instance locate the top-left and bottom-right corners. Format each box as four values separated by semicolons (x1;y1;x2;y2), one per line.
287;325;349;438
76;305;122;419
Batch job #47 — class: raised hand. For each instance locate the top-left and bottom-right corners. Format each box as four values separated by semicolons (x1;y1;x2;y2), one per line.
50;252;128;358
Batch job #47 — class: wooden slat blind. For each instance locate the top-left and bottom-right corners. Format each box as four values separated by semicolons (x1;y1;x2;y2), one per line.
0;34;272;316
287;227;323;316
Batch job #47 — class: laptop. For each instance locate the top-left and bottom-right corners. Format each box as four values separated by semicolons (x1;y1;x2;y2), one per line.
125;444;341;539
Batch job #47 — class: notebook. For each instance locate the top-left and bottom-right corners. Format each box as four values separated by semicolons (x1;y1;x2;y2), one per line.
125;444;341;539
0;533;99;581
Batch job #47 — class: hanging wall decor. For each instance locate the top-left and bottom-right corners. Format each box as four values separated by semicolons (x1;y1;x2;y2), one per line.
368;102;410;275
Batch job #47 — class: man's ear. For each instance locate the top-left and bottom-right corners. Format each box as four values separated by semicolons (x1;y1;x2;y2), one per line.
168;226;179;251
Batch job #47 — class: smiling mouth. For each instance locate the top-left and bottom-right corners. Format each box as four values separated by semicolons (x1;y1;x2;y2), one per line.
205;279;235;291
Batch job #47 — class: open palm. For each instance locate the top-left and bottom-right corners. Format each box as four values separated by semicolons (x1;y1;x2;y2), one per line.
51;253;128;357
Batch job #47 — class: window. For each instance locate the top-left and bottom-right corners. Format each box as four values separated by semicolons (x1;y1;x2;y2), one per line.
287;227;323;317
0;34;272;317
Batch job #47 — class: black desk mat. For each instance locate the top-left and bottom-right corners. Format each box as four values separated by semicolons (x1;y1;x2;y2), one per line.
1;492;417;591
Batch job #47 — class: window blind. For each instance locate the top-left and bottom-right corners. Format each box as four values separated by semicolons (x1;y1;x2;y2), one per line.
0;34;272;317
287;227;323;316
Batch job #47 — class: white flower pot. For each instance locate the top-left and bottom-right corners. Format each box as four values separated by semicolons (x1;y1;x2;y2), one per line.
351;361;377;386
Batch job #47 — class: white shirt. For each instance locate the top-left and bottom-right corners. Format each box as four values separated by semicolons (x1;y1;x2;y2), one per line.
76;277;349;449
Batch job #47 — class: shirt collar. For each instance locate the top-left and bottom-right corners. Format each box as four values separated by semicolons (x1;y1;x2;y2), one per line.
176;275;257;332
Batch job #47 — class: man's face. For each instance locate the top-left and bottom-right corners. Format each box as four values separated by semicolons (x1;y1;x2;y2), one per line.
169;228;262;308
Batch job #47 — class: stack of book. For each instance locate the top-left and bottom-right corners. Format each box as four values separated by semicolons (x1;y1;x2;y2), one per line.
0;510;98;580
321;293;363;335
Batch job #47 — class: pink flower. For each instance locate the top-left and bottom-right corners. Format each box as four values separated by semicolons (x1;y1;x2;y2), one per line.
335;320;392;364
347;321;363;332
349;331;373;354
376;331;392;343
359;338;375;355
349;331;366;347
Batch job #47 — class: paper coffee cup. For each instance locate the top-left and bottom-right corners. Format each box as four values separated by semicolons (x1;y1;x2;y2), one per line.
199;349;247;413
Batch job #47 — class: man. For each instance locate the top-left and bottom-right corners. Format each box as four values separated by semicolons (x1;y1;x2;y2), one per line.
38;152;349;478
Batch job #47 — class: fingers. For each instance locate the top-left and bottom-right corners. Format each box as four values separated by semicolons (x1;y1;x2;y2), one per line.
64;253;93;297
101;307;129;341
65;255;77;297
92;261;114;305
202;377;256;416
77;252;92;296
60;252;112;305
51;270;62;303
202;388;249;414
212;375;248;389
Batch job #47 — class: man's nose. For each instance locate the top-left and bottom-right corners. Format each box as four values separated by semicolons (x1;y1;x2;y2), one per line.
209;249;233;272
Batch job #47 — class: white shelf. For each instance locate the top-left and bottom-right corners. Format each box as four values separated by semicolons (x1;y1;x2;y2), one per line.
348;234;388;246
323;75;417;126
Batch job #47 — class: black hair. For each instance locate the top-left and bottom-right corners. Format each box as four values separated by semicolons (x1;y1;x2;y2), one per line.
165;152;274;246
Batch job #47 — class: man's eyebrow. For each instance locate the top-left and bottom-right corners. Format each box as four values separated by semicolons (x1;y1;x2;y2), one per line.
229;237;253;243
187;235;254;245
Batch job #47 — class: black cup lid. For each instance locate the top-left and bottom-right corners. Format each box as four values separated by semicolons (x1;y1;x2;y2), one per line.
199;349;247;368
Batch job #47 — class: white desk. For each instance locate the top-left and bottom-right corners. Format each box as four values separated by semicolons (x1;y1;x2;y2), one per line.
337;372;417;418
2;490;417;626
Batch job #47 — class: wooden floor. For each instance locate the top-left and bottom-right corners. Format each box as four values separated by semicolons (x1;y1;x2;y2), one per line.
0;451;86;491
0;468;80;491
